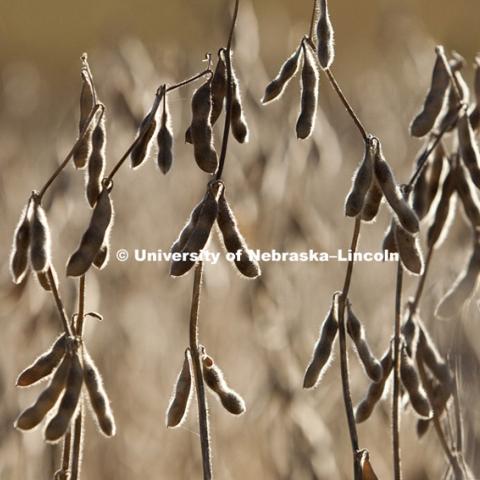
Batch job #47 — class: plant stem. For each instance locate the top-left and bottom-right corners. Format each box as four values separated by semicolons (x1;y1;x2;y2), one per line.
189;262;212;480
76;275;86;336
60;430;72;476
47;268;73;337
70;407;84;480
392;262;403;480
337;215;362;479
411;246;434;310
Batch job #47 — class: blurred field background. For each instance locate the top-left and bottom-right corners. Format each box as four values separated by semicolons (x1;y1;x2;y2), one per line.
1;1;480;479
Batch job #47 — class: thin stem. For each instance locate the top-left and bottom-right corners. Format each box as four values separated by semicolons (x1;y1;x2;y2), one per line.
165;68;212;94
324;68;369;141
226;0;239;51
411;246;434;310
392;262;403;480
308;0;319;40
76;276;86;337
337;216;362;479
70;406;84;480
38;104;103;201
189;262;212;480
452;342;464;452
47;269;73;337
60;431;72;476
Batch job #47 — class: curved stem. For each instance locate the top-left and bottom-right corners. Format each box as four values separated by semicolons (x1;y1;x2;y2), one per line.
189;262;212;480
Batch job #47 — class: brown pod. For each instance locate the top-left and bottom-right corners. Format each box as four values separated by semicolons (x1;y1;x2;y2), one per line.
458;113;480;188
262;45;302;104
92;245;109;270
316;0;335;69
230;63;249;144
346;302;382;382
86;110;107;207
303;298;338;388
210;53;227;126
345;139;375;217
412;157;429;220
382;221;398;255
374;144;419;233
130;94;160;169
83;349;115;437
394;223;424;275
400;347;432;418
36;265;58;292
401;307;419;358
15;354;71;430
427;170;456;249
166;350;192;428
435;239;480;318
296;42;319;140
361;180;384;222
156;91;174;175
45;353;84;442
455;163;480;226
170;185;220;277
355;345;393;423
74;68;95;169
10;202;32;284
410;46;451;137
216;192;261;278
17;334;67;387
66;188;114;277
190;79;218;173
202;356;246;415
30;201;52;273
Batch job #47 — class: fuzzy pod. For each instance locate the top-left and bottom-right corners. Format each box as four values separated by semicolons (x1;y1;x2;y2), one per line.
303;299;338;388
296;42;319;140
66;188;114;277
92;245;109;270
210;54;228;126
202;356;246;415
262;45;302;104
457;113;480;188
30;201;52;273
346;303;382;382
361;180;384;222
86;110;107;208
400;347;432;418
412;158;429;220
410;46;451;138
230;63;249;144
374;144;419;234
170;185;220;277
15;354;71;430
394;223;424;275
216;192;261;278
455;163;480;226
382;221;398;255
345;139;375;217
45;353;84;442
435;240;480;318
130;95;160;169
73;70;95;169
316;0;335;69
10;203;32;284
355;345;393;423
416;380;451;438
83;349;115;437
166;351;192;428
189;79;218;173
17;334;67;387
437;86;460;133
156;92;174;175
401;308;419;358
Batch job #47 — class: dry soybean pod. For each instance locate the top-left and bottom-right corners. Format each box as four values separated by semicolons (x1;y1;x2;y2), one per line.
10;201;32;284
45;352;84;442
92;245;109;270
455;162;480;226
210;52;227;126
374;142;419;233
410;46;451;137
361;180;384;222
216;191;260;278
303;295;338;388
470;56;480;130
66;186;114;277
36;265;59;292
17;334;67;387
457;111;480;188
394;222;424;275
156;86;174;175
346;302;382;381
345;137;375;217
262;43;303;104
30;198;52;273
435;238;480;318
202;355;246;415
15;354;72;430
400;346;432;418
355;344;393;423
86;107;107;207
166;349;192;428
382;220;398;255
316;0;335;69
83;348;115;436
230;62;249;144
296;41;319;140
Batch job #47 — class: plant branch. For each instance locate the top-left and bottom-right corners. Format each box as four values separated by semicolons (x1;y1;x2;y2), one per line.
189;262;212;480
47;268;73;337
70;407;84;480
